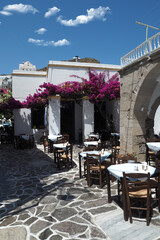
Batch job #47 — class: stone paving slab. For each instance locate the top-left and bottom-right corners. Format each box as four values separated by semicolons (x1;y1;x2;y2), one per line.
0;143;160;240
0;144;111;240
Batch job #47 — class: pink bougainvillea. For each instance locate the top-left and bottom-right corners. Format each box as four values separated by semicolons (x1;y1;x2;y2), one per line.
0;70;120;110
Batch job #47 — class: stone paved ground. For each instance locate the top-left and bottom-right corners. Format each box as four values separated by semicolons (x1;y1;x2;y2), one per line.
0;144;160;240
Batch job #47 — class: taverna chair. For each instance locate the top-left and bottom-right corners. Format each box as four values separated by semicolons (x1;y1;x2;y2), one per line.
123;172;152;226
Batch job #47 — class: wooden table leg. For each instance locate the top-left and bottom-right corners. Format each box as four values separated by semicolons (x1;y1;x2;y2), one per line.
107;170;112;203
79;153;82;178
122;178;128;221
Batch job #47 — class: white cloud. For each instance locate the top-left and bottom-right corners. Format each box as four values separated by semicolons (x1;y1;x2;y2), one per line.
28;38;70;47
2;3;38;15
44;6;60;18
0;11;12;16
54;39;70;47
0;21;1;24
57;6;110;26
35;28;47;35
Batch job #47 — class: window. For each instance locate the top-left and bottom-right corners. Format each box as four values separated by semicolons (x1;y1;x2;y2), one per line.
31;108;45;129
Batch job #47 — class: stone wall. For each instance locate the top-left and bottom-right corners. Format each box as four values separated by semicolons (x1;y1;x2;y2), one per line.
119;49;160;162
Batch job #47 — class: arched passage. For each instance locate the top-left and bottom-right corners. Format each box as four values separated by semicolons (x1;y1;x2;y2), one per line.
120;51;160;161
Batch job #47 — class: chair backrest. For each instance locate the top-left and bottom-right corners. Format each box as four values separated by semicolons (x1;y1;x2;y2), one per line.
43;136;49;146
89;132;100;141
123;172;150;198
146;137;160;142
83;145;97;151
62;133;70;142
86;153;101;168
117;154;137;164
110;135;120;147
56;136;67;143
65;144;72;160
84;138;95;142
156;158;160;169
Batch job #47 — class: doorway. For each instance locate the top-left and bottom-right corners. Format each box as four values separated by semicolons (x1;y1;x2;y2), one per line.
61;101;75;142
94;102;108;140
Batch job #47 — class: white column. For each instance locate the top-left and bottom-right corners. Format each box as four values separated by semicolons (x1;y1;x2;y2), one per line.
49;96;61;135
82;98;94;140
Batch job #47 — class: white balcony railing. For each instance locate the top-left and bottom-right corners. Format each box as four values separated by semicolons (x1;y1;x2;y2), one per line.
121;32;160;68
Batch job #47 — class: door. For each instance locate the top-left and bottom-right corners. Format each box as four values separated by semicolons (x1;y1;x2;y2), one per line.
61;101;75;142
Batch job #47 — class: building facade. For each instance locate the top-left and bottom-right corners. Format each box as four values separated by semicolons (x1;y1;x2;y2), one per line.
12;61;120;143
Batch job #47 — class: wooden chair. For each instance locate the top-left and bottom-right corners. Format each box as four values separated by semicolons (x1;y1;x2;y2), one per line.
146;145;156;166
84;138;95;142
123;172;152;226
117;154;137;164
149;158;160;211
86;153;107;188
29;134;35;148
62;133;70;142
117;154;137;200
57;144;73;169
83;145;98;176
110;136;120;164
13;135;21;149
56;136;67;144
146;138;160;165
53;146;64;164
43;136;50;153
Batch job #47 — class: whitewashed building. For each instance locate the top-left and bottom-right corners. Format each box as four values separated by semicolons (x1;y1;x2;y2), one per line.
12;60;120;143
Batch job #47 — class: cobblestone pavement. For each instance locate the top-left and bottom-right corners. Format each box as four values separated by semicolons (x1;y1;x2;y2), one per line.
0;144;160;240
0;144;113;240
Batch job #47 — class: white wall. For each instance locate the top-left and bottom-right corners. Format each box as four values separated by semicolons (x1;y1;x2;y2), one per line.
12;71;46;101
82;99;94;140
48;61;120;85
13;108;47;143
12;70;47;142
14;108;32;135
48;96;61;136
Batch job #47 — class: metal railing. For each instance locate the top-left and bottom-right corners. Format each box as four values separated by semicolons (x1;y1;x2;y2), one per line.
121;32;160;67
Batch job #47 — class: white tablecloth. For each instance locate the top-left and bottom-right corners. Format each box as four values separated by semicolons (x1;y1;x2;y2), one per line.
108;163;155;180
88;133;99;139
84;141;98;147
111;133;120;137
146;142;160;154
53;143;70;149
21;135;29;141
48;134;62;142
80;150;110;162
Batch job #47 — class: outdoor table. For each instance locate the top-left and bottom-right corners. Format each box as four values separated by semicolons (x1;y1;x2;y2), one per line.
111;133;120;138
48;134;62;142
107;163;156;220
88;133;100;139
146;142;160;154
79;150;111;178
84;141;98;147
21;135;29;141
53;142;70;149
48;134;62;152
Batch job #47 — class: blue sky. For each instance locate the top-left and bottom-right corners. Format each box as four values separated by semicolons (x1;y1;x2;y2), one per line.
1;0;160;74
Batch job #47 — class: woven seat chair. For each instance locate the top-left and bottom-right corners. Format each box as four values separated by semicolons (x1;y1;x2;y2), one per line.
57;144;73;169
86;153;107;188
123;172;153;226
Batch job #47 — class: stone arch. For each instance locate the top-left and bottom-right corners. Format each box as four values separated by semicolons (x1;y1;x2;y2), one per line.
120;53;160;161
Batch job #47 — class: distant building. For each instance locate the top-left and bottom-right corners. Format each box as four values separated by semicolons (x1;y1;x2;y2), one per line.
0;75;12;90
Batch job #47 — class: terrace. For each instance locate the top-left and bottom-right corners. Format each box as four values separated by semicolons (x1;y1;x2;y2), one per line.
0;143;160;240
